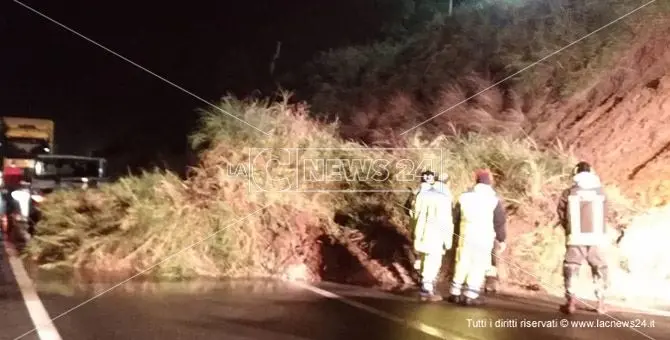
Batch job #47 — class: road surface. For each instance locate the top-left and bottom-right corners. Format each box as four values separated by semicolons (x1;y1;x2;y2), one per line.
2;241;670;340
1;240;39;340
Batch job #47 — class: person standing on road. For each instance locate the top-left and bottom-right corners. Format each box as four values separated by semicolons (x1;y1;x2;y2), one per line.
556;161;609;315
2;162;23;232
448;169;507;306
409;171;455;302
408;172;452;271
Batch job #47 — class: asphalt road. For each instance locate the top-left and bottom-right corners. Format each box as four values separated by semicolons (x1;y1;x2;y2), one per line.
0;242;39;340
2;241;670;340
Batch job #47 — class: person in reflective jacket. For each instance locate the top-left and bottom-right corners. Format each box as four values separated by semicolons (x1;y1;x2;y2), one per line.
556;161;609;314
409;171;453;269
409;171;455;301
448;169;507;306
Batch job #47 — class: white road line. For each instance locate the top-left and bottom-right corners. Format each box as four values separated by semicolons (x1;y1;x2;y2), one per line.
288;281;478;340
2;239;63;340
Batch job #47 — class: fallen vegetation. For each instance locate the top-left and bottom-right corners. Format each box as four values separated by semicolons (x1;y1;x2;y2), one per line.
24;0;670;306
27;94;575;290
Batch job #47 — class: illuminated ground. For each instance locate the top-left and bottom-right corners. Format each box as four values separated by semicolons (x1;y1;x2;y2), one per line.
2;251;669;340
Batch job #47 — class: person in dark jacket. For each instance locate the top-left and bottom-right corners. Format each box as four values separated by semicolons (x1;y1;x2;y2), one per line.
447;169;507;306
556;161;609;314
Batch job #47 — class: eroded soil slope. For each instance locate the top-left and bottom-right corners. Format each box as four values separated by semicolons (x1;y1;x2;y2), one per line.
530;26;670;206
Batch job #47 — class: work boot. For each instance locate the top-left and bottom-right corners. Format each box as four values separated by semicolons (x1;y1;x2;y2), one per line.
460;297;484;306
560;297;577;315
418;282;442;302
447;294;461;304
419;291;443;302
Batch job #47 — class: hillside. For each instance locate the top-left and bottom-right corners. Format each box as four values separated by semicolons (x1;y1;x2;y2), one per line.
27;96;575;287
300;0;670;204
24;0;670;307
530;26;670;206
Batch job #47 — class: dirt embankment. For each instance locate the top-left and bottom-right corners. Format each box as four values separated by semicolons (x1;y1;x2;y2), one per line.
511;27;670;305
28;11;670;303
530;26;670;207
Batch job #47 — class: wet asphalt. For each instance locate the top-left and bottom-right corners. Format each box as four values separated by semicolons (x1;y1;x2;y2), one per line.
2;246;669;340
0;248;39;340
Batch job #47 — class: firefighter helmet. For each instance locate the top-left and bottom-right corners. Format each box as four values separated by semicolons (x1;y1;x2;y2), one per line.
573;161;592;175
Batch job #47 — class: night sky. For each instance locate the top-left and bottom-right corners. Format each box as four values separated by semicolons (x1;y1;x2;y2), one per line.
1;0;386;174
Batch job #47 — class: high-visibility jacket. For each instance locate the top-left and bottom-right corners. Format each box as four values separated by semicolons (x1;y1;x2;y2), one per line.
410;187;454;254
557;171;608;246
406;181;452;216
454;184;507;249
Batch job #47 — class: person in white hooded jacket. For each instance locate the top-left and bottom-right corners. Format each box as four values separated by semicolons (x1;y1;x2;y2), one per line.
556;161;609;315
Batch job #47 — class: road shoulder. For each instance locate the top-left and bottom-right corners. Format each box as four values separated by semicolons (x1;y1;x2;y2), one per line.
1;237;59;340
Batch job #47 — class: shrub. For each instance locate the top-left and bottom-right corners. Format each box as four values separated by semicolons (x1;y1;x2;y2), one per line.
27;94;574;286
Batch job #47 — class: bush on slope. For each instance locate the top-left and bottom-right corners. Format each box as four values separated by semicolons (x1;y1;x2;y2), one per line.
26;94;574;288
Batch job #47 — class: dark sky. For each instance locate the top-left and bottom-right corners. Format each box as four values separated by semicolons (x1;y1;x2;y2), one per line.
0;0;385;168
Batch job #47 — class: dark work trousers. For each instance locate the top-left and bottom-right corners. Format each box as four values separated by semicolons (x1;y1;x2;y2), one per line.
563;245;608;300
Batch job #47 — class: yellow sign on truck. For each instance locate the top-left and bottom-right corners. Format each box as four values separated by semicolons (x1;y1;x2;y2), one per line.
1;117;55;169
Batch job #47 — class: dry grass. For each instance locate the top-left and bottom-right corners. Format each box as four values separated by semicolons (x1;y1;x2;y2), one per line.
26;94;576;286
302;0;670;143
25;0;670;297
27;94;664;303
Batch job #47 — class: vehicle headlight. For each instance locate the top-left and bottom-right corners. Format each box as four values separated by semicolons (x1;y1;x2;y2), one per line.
35;161;44;175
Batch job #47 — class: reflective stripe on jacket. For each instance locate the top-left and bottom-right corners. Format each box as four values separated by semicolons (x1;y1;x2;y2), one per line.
557;172;607;246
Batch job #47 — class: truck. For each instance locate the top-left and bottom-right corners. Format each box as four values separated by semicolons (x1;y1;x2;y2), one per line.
6;154;108;247
0;117;55;170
